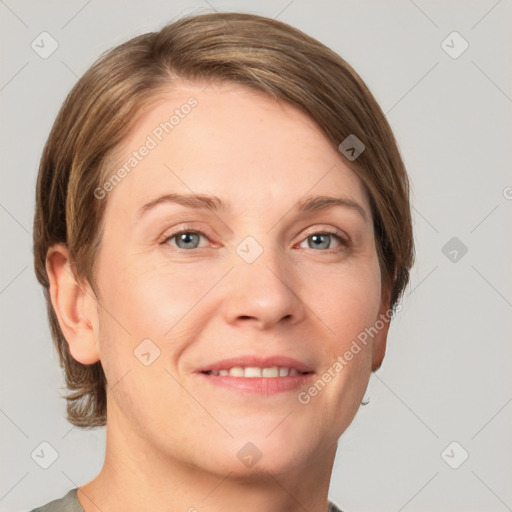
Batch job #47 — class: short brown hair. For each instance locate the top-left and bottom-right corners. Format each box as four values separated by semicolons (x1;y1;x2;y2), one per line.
33;12;415;428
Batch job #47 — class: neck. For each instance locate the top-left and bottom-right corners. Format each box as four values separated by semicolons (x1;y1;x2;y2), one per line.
78;410;337;512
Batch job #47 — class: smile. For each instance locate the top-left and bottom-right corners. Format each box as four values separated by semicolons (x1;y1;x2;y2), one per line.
197;356;315;394
203;366;308;378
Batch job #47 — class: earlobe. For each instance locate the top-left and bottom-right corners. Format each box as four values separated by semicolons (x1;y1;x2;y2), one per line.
371;329;388;371
45;244;100;365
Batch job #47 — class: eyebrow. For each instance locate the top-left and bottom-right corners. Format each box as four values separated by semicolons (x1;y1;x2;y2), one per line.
296;195;369;223
138;192;369;223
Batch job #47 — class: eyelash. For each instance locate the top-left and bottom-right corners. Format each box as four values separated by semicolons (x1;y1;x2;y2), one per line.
160;227;349;253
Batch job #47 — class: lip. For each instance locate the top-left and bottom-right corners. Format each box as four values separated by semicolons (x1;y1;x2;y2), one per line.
196;355;314;374
195;355;315;395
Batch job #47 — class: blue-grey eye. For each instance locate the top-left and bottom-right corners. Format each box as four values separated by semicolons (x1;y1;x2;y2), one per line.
300;232;344;250
169;232;203;249
309;234;331;250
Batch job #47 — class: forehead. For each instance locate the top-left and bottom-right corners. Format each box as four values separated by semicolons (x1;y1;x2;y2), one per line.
103;81;370;219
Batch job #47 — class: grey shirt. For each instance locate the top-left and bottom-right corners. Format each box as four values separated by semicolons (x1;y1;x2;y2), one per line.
28;487;344;512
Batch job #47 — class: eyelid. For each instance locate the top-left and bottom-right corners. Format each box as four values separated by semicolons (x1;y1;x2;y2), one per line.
298;225;350;244
159;224;214;247
159;224;351;250
294;232;349;253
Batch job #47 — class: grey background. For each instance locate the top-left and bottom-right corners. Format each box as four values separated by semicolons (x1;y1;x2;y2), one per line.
1;1;511;511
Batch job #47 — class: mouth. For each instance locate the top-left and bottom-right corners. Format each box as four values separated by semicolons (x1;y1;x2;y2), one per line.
202;366;309;377
196;356;315;394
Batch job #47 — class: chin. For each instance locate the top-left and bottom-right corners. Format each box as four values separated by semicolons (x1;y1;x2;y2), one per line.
209;450;315;482
215;429;326;478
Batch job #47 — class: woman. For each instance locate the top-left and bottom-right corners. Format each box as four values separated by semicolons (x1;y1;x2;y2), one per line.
31;11;414;512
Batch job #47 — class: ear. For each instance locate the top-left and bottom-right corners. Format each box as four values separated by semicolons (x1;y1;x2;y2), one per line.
371;285;393;372
45;244;100;365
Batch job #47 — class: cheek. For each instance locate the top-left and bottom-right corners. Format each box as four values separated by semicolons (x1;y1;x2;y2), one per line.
94;252;231;368
97;245;215;327
301;258;382;345
126;262;231;333
303;266;381;423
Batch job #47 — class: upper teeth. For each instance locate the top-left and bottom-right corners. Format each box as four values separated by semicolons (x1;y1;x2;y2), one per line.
207;367;302;378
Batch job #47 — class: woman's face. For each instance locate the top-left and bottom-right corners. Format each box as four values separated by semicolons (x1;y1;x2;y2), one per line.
89;81;390;476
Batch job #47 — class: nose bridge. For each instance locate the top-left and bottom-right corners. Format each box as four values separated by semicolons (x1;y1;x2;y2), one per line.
222;235;305;328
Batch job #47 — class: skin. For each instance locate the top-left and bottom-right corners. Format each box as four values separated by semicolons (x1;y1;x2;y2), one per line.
46;81;391;512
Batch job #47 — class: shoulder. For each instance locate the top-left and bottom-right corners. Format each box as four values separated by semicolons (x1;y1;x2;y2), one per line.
27;488;341;512
328;500;344;512
27;488;84;512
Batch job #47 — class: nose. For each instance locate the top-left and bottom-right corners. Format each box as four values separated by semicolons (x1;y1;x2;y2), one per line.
222;245;306;331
